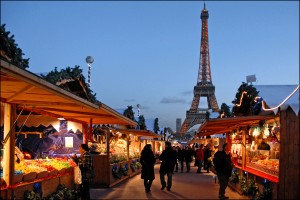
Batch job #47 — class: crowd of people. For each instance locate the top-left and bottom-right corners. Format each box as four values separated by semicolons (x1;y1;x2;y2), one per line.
72;141;232;200
139;141;234;200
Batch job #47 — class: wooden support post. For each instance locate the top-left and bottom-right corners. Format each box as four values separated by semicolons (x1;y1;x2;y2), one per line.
89;118;93;143
242;130;246;169
3;103;16;187
126;135;130;161
105;128;110;184
83;123;88;144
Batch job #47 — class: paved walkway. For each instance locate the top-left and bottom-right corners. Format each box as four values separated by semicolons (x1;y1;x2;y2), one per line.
90;163;248;199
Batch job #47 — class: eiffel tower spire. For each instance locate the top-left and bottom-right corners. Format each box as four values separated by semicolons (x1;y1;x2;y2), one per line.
180;4;219;134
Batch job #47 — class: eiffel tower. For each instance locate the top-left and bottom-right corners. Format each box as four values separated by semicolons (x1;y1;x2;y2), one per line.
180;3;219;134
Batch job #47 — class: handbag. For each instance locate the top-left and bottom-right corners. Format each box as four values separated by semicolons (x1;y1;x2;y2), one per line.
74;166;82;184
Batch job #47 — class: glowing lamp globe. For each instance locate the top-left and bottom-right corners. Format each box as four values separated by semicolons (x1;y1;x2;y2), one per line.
86;56;94;64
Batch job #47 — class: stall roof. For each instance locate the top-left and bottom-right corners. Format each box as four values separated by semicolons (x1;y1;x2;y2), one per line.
197;115;276;136
0;59;137;126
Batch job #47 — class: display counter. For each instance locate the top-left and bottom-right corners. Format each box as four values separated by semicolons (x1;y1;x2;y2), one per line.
91;154;141;187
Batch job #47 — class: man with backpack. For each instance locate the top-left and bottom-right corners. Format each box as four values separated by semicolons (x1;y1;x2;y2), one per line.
213;143;233;200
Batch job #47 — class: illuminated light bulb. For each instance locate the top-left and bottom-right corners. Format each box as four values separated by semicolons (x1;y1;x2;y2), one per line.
263;123;270;137
253;127;261;137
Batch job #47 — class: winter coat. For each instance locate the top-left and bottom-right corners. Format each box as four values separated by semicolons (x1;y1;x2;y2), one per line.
204;148;212;162
184;148;193;163
140;148;156;180
177;148;185;162
196;148;204;161
159;147;177;174
213;150;233;177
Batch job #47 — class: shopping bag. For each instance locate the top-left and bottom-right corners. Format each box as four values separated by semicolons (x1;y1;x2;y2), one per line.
74;166;82;184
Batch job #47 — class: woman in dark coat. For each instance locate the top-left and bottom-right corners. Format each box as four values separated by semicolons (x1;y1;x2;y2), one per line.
140;144;156;193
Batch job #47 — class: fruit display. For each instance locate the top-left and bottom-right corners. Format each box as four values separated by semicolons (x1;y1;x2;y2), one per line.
14;157;76;177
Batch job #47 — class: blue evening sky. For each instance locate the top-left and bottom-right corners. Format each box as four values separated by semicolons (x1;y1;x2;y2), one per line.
1;1;299;131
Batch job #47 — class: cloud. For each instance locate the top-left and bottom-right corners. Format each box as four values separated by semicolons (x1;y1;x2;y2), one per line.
124;99;135;102
160;97;186;104
181;90;193;96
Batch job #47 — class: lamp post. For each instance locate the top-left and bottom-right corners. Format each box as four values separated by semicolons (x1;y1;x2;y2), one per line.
137;104;140;117
86;56;94;87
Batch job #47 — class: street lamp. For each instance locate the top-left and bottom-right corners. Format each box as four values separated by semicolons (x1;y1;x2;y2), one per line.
137;104;140;117
86;56;94;87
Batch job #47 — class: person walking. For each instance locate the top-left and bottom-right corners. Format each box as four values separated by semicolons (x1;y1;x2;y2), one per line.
213;143;233;200
184;146;193;173
140;144;156;193
195;144;204;173
72;144;93;200
204;143;213;173
159;141;177;191
173;146;179;172
177;146;185;173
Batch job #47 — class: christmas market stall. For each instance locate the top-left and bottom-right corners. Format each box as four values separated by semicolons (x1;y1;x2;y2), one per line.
197;85;299;199
89;127;163;187
0;59;137;199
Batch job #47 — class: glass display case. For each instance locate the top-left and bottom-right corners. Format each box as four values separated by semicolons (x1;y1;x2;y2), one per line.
245;126;280;178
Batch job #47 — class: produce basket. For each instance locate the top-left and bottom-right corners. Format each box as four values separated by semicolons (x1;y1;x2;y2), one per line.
36;171;48;179
48;169;58;176
23;172;37;182
13;173;23;184
65;167;73;173
58;168;66;174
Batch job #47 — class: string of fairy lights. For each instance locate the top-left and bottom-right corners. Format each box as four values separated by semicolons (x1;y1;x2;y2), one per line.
235;85;299;111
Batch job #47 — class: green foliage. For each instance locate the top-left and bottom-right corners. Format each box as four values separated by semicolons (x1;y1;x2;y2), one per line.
239;176;248;195
119;164;129;176
110;154;127;164
247;178;259;198
232;82;259;116
41;65;98;103
24;184;78;200
219;103;232;118
112;165;121;179
24;190;41;200
0;24;29;69
134;162;142;169
154;118;160;133
130;163;137;172
254;181;272;200
123;106;135;121
229;170;239;184
138;115;147;130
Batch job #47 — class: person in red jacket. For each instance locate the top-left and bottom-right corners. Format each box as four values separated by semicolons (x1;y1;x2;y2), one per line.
196;144;204;173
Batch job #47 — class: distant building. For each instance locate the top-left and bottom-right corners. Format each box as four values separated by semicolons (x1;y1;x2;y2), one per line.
176;118;182;133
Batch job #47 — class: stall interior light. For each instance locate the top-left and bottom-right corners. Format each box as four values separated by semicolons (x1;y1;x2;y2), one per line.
263;124;270;137
253;127;261;137
57;117;65;120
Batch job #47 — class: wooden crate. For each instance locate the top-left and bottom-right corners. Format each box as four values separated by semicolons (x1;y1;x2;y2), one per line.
58;168;66;174
13;174;23;184
23;172;37;182
41;177;60;197
59;173;74;189
36;171;48;179
11;182;34;199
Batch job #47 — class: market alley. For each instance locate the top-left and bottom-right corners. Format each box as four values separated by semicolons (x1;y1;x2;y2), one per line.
90;162;247;199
